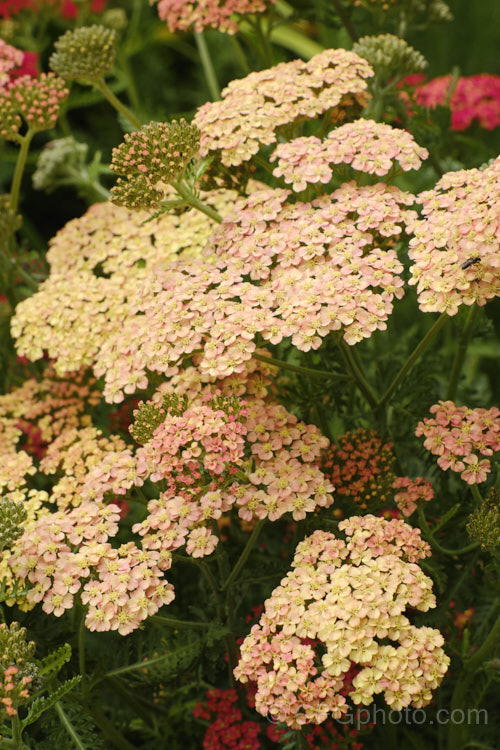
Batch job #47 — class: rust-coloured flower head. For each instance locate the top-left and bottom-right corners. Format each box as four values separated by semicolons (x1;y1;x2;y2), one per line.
49;24;117;82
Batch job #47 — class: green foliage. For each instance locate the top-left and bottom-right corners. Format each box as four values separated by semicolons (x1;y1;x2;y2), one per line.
21;676;81;730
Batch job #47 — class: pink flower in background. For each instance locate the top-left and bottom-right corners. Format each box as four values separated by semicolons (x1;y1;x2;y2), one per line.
409;73;500;130
154;0;276;34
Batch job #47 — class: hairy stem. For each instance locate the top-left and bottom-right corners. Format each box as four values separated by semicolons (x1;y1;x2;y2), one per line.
94;77;142;129
194;32;221;101
446;305;478;400
223;520;266;591
10;130;34;215
338;340;378;409
253;352;350;381
377;312;449;410
331;0;359;41
173;181;223;223
55;702;86;750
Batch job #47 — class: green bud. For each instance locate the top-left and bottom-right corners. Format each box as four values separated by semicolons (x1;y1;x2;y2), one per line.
49;25;117;82
33;137;89;193
0;495;27;551
467;488;500;551
353;34;427;84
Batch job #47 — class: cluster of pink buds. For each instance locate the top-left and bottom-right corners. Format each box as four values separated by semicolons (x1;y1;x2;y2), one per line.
0;72;68;140
416;401;500;484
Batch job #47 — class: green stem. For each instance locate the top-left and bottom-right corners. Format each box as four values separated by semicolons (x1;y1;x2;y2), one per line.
173;181;223;223
223;520;266;591
87;705;138;750
10;129;34;214
446;306;478;400
448;612;500;750
11;716;22;749
470;483;483;505
55;702;86;750
93;78;142;129
230;35;250;73
338;340;378;409
78;612;87;692
194;32;221;101
377;312;449;410
253;352;350;381
417;507;479;557
331;0;359;41
151;615;211;630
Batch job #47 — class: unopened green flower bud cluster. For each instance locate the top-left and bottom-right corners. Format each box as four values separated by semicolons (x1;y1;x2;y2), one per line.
110;120;200;209
0;623;38;720
0;495;27;551
49;25;117;81
130;393;190;444
467;488;500;551
0;622;36;668
353;34;427;83
33;137;89;192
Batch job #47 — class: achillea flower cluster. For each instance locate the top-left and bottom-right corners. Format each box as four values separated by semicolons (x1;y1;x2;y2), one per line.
0;72;68;140
154;0;276;34
391;476;434;517
49;25;117;81
408;156;500;314
235;515;449;726
11;190;235;395
0;0;106;20
0;623;37;721
0;489;49;607
11;501;174;634
40;426;129;509
0;366;101;444
416;401;500;484
110;120;200;209
412;73;500;131
321;429;396;509
0;38;23;86
81;360;332;563
194;49;373;166
271;119;428;191
320;429;433;517
12;177;414;401
193;688;262;750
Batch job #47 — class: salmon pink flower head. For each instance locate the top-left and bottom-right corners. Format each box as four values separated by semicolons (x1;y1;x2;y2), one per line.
194;48;373;167
10;189;236;401
407;156;500;315
416;401;500;484
271;119;428;191
154;0;276;34
235;515;449;727
391;476;434;517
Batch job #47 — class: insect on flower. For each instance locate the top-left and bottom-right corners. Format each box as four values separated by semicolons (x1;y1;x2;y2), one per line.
461;257;481;269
